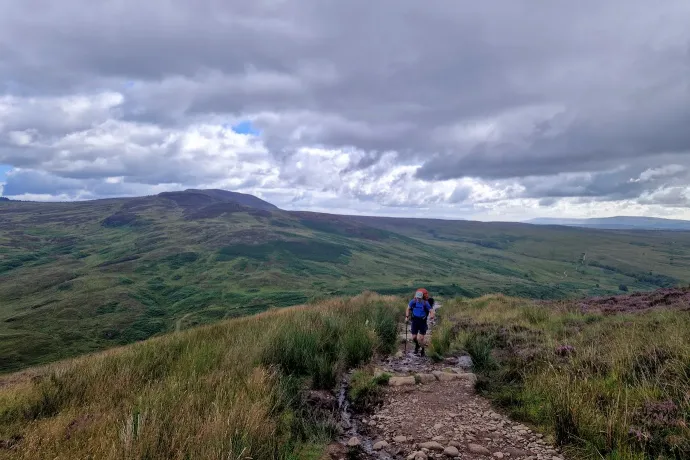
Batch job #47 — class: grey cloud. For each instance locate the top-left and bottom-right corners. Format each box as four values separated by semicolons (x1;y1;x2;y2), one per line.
2;0;690;212
516;159;690;202
2;169;161;198
449;186;472;204
639;187;690;207
538;198;558;207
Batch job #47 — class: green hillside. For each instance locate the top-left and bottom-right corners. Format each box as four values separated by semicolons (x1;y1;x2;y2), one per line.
2;189;690;372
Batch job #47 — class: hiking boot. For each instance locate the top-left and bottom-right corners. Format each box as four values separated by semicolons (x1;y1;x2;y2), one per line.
420;347;426;357
414;342;420;354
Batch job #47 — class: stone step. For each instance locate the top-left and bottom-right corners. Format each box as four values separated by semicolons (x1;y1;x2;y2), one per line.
387;371;477;386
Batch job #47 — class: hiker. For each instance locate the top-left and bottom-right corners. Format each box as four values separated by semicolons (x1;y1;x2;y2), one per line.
405;289;435;356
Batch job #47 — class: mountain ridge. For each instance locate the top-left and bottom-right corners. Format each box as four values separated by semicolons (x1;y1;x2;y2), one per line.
527;215;690;230
2;188;690;372
6;188;690;230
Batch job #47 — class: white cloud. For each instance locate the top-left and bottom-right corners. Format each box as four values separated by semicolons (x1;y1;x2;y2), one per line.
2;1;690;221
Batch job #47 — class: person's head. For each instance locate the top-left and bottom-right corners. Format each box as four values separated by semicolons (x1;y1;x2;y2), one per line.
415;288;429;300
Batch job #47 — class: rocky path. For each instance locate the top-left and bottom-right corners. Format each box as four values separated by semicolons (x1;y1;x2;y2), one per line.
329;324;566;460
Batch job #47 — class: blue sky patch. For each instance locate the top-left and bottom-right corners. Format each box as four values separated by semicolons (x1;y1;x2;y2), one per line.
0;164;12;183
230;120;260;136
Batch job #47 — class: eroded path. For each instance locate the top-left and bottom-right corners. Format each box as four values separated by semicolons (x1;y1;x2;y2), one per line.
330;326;566;460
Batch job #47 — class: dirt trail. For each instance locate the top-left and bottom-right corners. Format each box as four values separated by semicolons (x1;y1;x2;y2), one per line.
330;322;566;460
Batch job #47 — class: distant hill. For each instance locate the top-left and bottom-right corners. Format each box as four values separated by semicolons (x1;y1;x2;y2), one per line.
527;216;690;230
0;197;9;202
166;189;279;211
2;188;690;372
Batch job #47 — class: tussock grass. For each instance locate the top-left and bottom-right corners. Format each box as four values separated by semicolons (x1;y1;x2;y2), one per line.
347;368;391;411
0;292;404;459
428;320;455;361
436;295;690;459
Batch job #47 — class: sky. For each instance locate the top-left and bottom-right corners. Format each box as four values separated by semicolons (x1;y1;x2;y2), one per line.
1;1;690;221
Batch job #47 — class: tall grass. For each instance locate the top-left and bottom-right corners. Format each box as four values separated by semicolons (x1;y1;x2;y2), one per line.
435;295;690;460
0;293;403;459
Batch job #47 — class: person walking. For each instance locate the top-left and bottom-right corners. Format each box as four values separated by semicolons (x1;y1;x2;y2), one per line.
405;289;435;356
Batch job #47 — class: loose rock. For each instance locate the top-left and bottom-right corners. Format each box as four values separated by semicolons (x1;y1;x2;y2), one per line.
443;446;460;457
457;355;473;369
373;440;389;450
347;436;361;447
468;444;491;455
419;441;444;452
407;452;428;460
338;321;560;460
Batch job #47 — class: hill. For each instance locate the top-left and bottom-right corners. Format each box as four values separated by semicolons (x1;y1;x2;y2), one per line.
0;294;403;459
0;290;686;459
2;189;690;372
528;216;690;230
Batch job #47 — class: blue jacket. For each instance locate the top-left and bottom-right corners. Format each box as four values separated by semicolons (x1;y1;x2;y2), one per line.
408;299;432;319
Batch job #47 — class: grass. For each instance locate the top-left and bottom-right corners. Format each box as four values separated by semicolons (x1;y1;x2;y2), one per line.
432;295;690;459
0;293;404;459
3;189;690;374
348;367;391;412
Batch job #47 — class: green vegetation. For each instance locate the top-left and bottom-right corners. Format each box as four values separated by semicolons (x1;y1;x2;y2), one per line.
0;293;402;459
2;189;690;372
348;367;391;411
432;295;690;459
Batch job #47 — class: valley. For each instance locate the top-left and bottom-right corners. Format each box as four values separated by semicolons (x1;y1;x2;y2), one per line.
1;189;690;372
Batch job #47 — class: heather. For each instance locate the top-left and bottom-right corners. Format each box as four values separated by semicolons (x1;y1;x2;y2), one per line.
432;289;690;459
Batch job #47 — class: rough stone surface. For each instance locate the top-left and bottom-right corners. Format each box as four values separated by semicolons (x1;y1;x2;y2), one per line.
457;355;474;369
417;373;437;384
432;371;459;381
373;440;389;450
443;446;460;457
389;376;416;386
419;441;444;451
469;444;491;455
338;320;560;460
407;452;428;460
454;372;478;384
347;436;361;447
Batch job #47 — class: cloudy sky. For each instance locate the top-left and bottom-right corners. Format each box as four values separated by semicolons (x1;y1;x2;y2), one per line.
1;1;689;221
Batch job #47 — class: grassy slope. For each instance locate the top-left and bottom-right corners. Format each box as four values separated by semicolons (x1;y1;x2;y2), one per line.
0;293;402;459
430;295;690;459
2;192;690;372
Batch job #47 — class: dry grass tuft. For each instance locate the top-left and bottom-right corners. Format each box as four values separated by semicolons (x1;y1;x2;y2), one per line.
0;292;404;459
